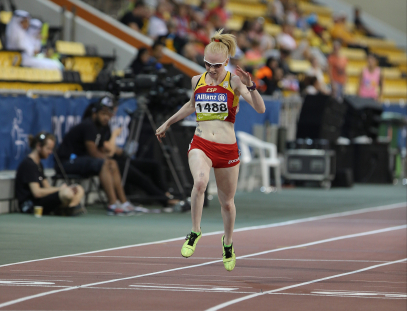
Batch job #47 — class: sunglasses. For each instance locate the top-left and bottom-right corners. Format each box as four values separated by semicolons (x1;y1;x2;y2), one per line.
204;57;228;69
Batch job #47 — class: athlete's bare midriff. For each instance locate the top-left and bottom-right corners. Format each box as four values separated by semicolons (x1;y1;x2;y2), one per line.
194;120;236;144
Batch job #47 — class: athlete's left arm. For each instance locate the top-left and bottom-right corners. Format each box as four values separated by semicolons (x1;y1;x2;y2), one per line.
232;66;265;114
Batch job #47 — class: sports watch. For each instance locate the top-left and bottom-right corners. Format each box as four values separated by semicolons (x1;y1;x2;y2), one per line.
247;81;257;92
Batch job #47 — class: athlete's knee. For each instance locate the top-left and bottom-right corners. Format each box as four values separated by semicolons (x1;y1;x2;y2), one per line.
193;179;208;194
221;200;235;212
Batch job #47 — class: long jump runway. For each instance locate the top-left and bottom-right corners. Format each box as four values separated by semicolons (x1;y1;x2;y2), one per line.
0;203;406;310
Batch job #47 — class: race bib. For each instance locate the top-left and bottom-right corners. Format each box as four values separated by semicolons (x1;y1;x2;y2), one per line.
195;92;228;121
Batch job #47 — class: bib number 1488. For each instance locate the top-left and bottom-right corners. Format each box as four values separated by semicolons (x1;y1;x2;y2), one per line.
196;103;227;113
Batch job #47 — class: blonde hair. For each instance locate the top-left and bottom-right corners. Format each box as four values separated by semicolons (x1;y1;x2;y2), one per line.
204;29;237;58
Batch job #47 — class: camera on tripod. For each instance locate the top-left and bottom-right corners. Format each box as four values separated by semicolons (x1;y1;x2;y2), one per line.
108;66;190;116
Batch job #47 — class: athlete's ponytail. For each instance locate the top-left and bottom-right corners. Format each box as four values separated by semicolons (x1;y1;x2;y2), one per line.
204;29;237;58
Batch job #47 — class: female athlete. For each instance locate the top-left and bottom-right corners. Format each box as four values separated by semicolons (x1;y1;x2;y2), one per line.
155;29;265;271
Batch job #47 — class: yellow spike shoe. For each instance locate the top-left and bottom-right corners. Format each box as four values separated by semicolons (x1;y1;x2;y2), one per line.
181;231;202;258
222;235;236;271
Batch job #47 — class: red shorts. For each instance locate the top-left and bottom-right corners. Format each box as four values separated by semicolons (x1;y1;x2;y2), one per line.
188;135;240;168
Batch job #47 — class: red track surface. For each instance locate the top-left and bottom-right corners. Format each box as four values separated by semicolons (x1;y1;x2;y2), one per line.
0;205;406;311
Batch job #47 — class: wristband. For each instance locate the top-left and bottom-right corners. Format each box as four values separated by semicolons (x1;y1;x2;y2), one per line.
247;81;256;92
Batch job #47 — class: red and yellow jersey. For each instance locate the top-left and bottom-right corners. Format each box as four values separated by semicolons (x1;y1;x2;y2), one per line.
193;71;239;124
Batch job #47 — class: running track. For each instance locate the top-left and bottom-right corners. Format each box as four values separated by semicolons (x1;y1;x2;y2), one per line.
0;202;406;310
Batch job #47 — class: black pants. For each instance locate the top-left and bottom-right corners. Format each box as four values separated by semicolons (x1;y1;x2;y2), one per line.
115;156;169;206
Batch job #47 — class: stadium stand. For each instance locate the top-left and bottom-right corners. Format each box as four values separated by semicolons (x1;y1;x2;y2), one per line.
0;8;115;92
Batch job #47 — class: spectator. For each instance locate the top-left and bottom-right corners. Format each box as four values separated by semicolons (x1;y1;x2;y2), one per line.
149;40;165;65
148;1;170;39
245;39;264;69
277;23;297;52
255;57;283;95
182;42;205;67
6;12;61;70
6;10;30;50
247;18;275;53
328;40;347;102
174;3;190;38
225;49;243;75
302;75;319;96
55;97;142;216
358;53;382;100
306;14;327;44
15;132;84;215
23;19;63;70
129;47;150;75
330;12;355;46
354;7;379;38
206;0;229;29
81;102;180;208
26;18;42;55
285;1;299;26
119;0;148;33
306;55;330;94
268;0;285;25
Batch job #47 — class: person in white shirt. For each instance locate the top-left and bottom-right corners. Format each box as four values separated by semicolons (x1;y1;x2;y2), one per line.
6;10;30;50
305;55;330;94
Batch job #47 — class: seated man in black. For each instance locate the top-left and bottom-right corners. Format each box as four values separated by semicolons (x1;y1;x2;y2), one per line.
81;101;179;208
55;97;142;216
15;132;84;215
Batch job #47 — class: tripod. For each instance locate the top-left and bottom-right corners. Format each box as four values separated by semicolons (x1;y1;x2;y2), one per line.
121;95;192;211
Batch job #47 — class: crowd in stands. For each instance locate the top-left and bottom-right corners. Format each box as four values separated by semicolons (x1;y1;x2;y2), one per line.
119;0;386;102
5;10;62;70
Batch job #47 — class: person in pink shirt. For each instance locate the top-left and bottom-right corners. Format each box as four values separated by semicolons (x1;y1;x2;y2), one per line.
358;54;382;100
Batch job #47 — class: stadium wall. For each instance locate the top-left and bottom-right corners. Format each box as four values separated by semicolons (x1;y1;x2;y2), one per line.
317;0;407;49
340;0;406;35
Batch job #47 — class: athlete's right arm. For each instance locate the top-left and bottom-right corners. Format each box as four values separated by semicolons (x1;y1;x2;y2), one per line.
156;75;200;142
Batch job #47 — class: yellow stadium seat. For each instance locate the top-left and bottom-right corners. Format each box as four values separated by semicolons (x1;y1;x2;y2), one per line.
317;15;333;29
346;66;362;77
339;48;366;61
63;56;104;83
183;0;199;6
226;18;243;31
264;23;281;37
381;68;402;79
354;36;396;49
383;83;407;98
0;11;12;24
0;82;82;92
230;0;263;4
387;54;407;66
288;59;311;73
56;41;86;56
298;1;332;17
0;51;22;66
0;67;62;82
226;3;266;18
345;82;358;95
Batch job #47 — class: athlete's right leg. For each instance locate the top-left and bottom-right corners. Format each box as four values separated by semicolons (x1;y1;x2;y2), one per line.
188;149;212;232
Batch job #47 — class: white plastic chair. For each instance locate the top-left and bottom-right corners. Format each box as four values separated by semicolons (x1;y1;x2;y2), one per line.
236;131;281;192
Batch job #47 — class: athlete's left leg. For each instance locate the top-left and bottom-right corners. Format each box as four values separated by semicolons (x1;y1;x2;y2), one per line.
214;164;240;246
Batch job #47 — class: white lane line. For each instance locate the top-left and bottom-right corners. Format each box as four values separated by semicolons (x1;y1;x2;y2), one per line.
268;292;407;300
1;202;404;269
311;290;407;298
129;285;239;291
79;256;391;263
10;270;122;274
60;261;168;266
0;225;405;309
205;258;407;311
182;274;292;279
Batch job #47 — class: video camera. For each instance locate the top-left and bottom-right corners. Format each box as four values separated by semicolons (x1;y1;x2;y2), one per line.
107;66;190;116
